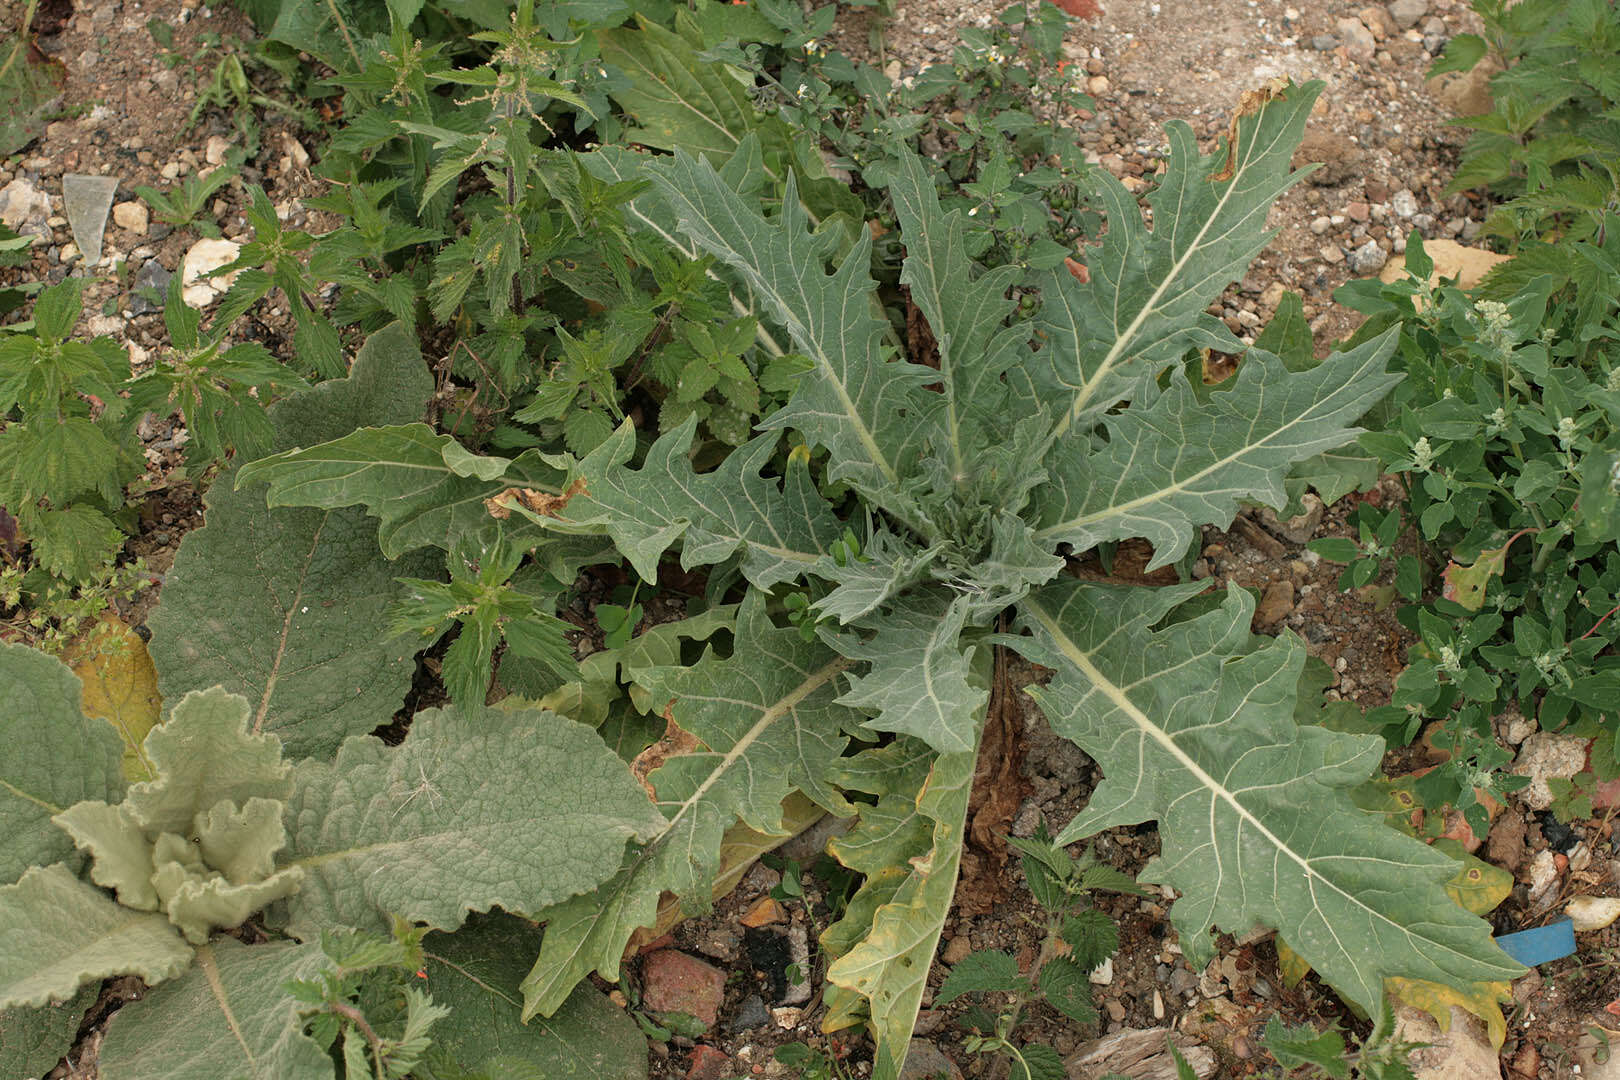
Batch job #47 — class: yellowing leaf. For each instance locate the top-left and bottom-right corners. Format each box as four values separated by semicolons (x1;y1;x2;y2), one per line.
66;616;161;783
1387;976;1513;1049
1276;937;1312;989
1431;838;1513;916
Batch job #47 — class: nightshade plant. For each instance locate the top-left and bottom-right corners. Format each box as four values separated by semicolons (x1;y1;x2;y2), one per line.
207;82;1524;1077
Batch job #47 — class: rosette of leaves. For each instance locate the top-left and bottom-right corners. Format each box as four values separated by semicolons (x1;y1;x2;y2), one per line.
234;81;1523;1077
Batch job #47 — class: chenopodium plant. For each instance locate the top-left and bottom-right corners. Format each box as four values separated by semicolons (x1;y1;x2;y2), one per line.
237;81;1522;1077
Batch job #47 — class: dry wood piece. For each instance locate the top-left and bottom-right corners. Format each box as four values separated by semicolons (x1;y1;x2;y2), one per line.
1066;1027;1217;1080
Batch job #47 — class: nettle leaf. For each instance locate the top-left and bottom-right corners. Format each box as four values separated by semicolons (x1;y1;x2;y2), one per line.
0;642;124;884
1033;339;1401;569
148;324;439;760
1012;580;1523;1017
421;912;649;1080
642;152;937;499
520;592;855;1019
544;415;841;587
283;703;664;940
934;950;1022;1005
97;941;332;1080
238;423;566;559
0;864;192;1010
1036;82;1323;435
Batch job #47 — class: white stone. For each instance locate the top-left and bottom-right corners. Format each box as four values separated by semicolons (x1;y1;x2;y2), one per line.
1395;1005;1502;1080
204;135;232;166
0;177;52;238
1567;896;1620;932
1391;189;1419;217
180;237;242;309
1089;956;1113;985
1513;732;1590;810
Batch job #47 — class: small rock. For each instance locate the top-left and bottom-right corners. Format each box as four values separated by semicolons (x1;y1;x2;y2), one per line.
898;1040;964;1080
1378;237;1512;294
1513;733;1591;811
771;1006;802;1029
1294;130;1366;186
1527;849;1561;911
1067;1027;1216;1079
1089;956;1113;985
1388;0;1428;30
1152;989;1165;1020
1484;811;1529;876
1346;201;1371;223
1427;59;1500;118
1390;188;1420;218
1567;896;1620;932
112;201;148;234
180;237;242;309
204;135;232;167
1105;998;1127;1022
1320;244;1345;265
941;934;972;967
1395;1005;1503;1080
1335;16;1377;61
685;1044;730;1080
1087;75;1110;96
1309;215;1332;235
1260;281;1287;308
727;993;771;1033
1359;5;1396;40
1310;33;1340;50
1261;494;1325;544
0;177;52;240
1253;580;1295;630
740;896;785;928
130;259;172;314
160;161;182;180
1348;239;1388;275
640;950;726;1030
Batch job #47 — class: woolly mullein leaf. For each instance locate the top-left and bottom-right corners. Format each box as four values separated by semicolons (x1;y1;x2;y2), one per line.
1011;580;1524;1018
148;324;440;759
0;864;192;1010
1034;81;1323;436
0;643;124;884
519;593;856;1020
283;704;665;940
544;415;842;588
96;941;332;1080
1033;337;1401;569
642;152;937;499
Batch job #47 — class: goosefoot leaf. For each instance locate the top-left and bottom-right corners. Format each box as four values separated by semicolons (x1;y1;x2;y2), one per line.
1011;580;1524;1017
520;592;855;1019
0;642;124;883
148;324;439;759
283;703;665;940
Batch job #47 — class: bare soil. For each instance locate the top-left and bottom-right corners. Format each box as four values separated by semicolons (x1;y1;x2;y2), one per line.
4;0;1617;1077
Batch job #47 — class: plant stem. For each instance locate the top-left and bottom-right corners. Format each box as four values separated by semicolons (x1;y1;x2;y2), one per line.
327;1000;389;1080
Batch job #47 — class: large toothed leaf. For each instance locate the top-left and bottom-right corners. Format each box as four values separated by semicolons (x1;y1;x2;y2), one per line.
1033;338;1401;569
0;643;124;884
97;941;332;1080
833;591;985;754
825;748;975;1080
1035;81;1323;435
237;424;565;559
884;150;1037;459
0;864;192;1010
519;592;856;1019
1011;580;1524;1017
147;324;439;760
420;912;649;1080
643;152;936;498
544;415;841;587
283;704;664;940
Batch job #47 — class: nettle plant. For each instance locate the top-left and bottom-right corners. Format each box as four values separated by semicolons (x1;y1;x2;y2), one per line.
229;82;1521;1075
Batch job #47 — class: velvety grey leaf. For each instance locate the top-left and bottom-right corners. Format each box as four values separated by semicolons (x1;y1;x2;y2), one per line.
97;941;332;1080
0;643;123;884
284;704;665;939
421;912;648;1080
0;983;97;1080
147;325;440;760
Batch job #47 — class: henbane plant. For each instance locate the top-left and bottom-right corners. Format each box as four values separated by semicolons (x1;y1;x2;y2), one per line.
218;80;1521;1077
